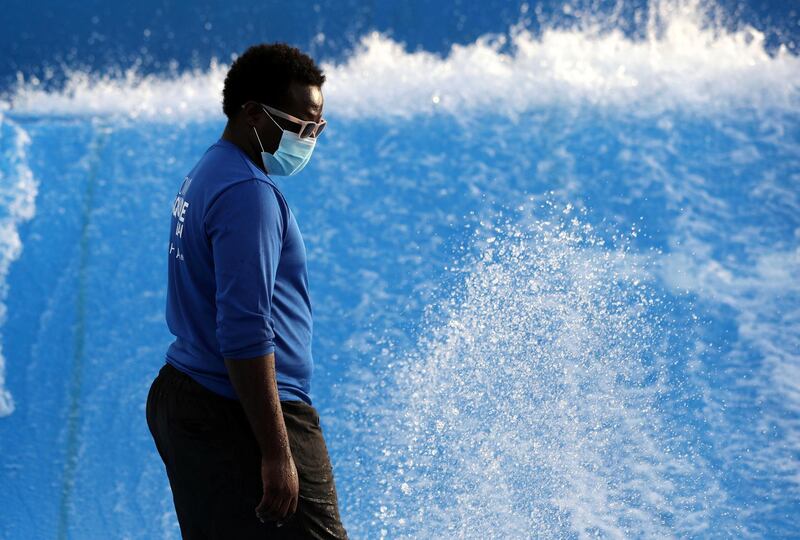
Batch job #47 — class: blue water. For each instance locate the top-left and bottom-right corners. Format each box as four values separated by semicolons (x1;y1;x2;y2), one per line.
1;1;799;538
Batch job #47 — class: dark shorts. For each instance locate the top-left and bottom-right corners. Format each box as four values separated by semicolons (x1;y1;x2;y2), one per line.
146;362;348;539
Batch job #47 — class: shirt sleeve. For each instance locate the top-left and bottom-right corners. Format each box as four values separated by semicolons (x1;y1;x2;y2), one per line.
204;178;284;360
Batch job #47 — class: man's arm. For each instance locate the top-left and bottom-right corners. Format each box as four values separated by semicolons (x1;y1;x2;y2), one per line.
225;353;298;522
204;179;297;522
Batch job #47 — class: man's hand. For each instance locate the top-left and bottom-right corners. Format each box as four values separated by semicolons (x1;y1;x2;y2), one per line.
255;452;299;523
224;353;298;525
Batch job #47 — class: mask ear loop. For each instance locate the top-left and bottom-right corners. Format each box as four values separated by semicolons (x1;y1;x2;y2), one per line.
254;107;290;153
262;107;284;131
252;125;266;153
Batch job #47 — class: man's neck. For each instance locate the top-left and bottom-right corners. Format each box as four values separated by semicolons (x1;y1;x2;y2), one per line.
221;122;267;174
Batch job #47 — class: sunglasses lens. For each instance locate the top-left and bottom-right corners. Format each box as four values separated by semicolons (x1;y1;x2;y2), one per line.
297;119;326;139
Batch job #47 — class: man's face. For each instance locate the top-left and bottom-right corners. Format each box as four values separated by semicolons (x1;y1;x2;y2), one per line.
257;82;324;152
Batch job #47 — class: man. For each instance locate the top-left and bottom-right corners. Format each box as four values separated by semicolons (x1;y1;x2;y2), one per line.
145;43;348;539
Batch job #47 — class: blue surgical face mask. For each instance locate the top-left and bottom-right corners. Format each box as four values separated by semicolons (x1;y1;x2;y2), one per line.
252;108;316;176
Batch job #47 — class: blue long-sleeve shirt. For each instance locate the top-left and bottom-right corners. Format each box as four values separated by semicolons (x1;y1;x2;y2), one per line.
164;138;314;404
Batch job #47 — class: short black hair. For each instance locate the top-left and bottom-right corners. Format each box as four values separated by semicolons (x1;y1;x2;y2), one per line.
222;43;326;118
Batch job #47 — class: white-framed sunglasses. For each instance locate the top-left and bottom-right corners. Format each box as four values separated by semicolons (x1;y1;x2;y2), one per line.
244;102;326;139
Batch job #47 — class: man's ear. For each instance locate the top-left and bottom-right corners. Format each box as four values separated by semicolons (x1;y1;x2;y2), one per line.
241;102;263;127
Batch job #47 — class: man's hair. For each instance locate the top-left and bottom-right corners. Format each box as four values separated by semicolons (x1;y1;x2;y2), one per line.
222;43;326;118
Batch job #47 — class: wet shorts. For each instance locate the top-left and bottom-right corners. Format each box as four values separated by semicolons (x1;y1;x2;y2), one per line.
146;362;348;539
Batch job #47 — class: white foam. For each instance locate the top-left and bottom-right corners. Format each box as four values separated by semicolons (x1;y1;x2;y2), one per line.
373;209;718;537
324;1;799;118
2;61;229;121
2;0;798;120
0;113;39;416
